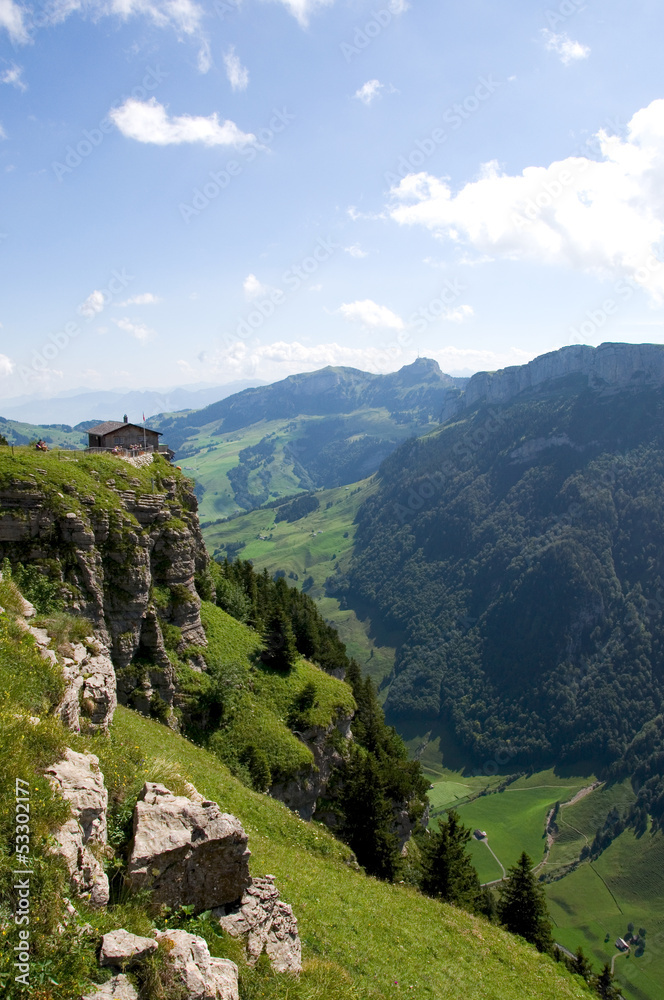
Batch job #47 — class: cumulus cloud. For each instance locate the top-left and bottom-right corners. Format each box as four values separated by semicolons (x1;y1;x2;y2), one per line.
354;79;383;106
0;352;14;376
0;0;28;43
339;299;404;329
542;30;590;65
209;339;408;378
113;317;156;341
442;304;474;323
1;63;26;91
40;0;204;33
224;46;249;92
243;274;269;299
267;0;334;28
344;244;368;258
110;98;255;146
78;289;106;319
388;99;664;303
117;292;160;305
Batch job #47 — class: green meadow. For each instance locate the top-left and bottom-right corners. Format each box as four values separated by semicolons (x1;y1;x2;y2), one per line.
203;477;398;685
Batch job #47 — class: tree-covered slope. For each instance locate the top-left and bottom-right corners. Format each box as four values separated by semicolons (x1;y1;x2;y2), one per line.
344;380;664;767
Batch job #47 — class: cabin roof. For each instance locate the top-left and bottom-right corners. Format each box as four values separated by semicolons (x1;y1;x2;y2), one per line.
87;421;162;437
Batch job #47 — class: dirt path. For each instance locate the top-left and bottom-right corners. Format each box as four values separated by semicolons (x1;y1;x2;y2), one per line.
535;781;603;874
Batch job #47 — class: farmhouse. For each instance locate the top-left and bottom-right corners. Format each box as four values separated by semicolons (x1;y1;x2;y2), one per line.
615;938;630;953
86;416;172;458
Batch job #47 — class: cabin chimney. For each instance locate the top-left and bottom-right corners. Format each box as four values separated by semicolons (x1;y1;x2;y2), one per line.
123;414;128;423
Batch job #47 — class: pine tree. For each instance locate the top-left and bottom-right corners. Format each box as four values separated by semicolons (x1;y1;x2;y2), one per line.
497;852;554;953
572;946;593;981
340;747;400;881
593;963;620;1000
261;607;298;671
420;810;483;913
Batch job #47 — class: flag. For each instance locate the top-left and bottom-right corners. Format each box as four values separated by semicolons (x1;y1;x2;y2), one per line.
142;412;145;423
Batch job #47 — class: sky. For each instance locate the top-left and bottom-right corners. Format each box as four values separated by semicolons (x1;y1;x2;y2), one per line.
2;0;664;401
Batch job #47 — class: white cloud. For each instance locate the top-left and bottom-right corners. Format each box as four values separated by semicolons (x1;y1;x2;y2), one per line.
388;99;664;303
431;345;534;373
542;30;590;65
243;274;268;299
117;292;160;305
267;0;334;28
0;352;14;376
442;304;474;323
110;98;255;146
78;289;106;318
344;244;368;258
114;317;156;341
0;0;28;43
1;63;27;91
354;79;383;106
0;123;6;140
339;299;404;330
45;0;204;33
224;46;249;92
209;339;408;377
177;359;195;373
197;39;211;74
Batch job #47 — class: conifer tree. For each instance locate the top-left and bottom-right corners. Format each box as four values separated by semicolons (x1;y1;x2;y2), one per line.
593;964;620;1000
340;747;400;881
261;606;298;671
497;852;554;953
420;810;483;912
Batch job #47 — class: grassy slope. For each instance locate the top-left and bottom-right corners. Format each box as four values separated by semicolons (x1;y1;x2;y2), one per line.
96;707;592;1000
203;478;398;686
0;417;87;449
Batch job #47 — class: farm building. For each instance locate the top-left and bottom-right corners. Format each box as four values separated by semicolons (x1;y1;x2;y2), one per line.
615;939;630;952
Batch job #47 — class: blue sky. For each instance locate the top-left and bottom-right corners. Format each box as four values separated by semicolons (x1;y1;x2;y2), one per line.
2;0;664;400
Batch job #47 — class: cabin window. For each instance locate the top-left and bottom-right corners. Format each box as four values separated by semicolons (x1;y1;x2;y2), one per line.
114;437;121;444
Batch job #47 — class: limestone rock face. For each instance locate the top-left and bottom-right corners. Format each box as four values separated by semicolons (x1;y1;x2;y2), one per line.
80;974;138;1000
128;783;251;911
0;461;210;725
215;876;302;975
58;639;117;734
440;342;664;422
100;929;158;967
154;929;239;1000
45;749;110;907
269;714;352;822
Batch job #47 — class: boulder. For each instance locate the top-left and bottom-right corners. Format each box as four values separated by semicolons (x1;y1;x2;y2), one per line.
100;929;158;967
128;783;250;911
45;749;110;907
154;929;239;1000
80;974;138;1000
215;876;301;974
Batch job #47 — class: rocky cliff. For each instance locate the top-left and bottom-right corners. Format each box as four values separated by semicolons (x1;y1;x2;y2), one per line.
0;451;209;724
440;342;664;421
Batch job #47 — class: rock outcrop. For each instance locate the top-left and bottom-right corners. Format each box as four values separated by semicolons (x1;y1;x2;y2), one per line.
57;637;117;734
100;929;158;967
81;975;138;1000
215;876;302;974
269;714;352;821
45;749;110;907
128;783;251;911
0;459;209;723
154;929;239;1000
440;342;664;422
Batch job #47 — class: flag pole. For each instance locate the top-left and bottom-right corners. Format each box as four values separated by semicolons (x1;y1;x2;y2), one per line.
143;413;146;452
